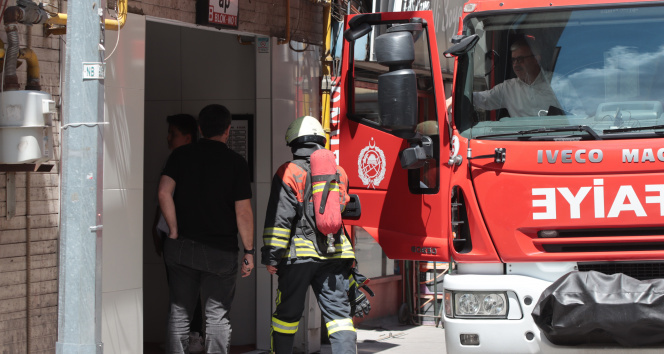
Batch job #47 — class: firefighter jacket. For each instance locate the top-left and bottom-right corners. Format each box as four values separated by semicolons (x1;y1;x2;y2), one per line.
261;145;354;265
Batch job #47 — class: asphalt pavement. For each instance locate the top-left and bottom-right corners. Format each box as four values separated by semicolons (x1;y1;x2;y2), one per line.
238;316;447;354
321;316;446;354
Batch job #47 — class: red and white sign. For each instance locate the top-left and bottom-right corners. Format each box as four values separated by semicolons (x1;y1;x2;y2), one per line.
208;0;238;28
329;77;341;164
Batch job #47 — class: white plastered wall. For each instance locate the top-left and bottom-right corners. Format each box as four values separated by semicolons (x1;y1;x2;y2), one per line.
255;40;323;352
102;13;146;354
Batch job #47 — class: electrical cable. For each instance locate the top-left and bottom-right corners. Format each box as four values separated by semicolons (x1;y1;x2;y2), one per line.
103;3;121;61
103;23;120;61
0;0;10;27
289;40;309;53
287;0;309;53
1;24;6;93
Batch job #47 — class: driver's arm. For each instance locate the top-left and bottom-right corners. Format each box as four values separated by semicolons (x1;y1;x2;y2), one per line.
473;85;506;111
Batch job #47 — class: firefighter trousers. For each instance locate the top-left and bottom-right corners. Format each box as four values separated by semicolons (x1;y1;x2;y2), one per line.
271;259;356;354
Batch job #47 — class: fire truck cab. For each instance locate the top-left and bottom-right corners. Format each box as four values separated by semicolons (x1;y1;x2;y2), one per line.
340;1;664;353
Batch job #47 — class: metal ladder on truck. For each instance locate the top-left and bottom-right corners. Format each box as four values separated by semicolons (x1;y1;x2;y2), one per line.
399;260;448;327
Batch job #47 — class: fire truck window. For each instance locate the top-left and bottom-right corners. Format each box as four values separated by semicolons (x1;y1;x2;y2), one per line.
351;25;438;129
454;5;664;140
351;24;440;194
353;68;381;124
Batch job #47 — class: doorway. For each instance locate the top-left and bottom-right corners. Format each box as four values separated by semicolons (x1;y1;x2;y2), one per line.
142;20;257;350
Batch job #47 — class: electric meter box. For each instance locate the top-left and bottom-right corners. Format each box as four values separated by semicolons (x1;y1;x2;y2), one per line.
0;90;56;164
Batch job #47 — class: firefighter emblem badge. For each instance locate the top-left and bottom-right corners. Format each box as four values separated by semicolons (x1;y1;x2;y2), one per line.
358;138;386;189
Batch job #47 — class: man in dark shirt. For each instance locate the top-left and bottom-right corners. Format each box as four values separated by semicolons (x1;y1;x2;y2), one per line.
158;104;254;354
153;113;198;256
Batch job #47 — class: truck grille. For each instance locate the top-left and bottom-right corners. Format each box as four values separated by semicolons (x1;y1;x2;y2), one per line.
535;227;664;253
578;262;664;280
541;242;664;253
540;227;664;238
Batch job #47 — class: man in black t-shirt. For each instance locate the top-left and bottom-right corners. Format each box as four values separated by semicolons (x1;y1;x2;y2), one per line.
158;104;254;354
153;113;198;256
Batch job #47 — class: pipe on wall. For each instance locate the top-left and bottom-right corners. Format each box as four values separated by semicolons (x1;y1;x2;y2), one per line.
0;38;43;91
3;2;49;91
19;48;40;90
46;0;127;34
105;0;127;31
3;22;20;91
278;0;291;45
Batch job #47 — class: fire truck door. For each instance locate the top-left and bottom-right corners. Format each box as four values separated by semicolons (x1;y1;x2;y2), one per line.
339;11;451;262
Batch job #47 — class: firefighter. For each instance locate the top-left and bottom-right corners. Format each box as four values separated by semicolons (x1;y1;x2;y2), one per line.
262;116;364;354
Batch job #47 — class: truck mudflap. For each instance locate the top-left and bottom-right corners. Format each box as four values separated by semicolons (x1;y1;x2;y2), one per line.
532;270;664;347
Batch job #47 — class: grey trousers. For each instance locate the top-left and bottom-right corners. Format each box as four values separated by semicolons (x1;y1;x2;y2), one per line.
164;237;238;354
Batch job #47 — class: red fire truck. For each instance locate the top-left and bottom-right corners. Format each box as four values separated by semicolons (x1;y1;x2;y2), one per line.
339;0;664;352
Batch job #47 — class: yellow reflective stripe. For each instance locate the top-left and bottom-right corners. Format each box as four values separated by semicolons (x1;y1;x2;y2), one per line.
326;318;356;335
339;243;353;250
348;275;357;288
291;246;321;257
292;241;352;258
293;239;318;253
293;239;352;250
333;237;355;258
312;183;339;194
312;181;338;186
312;187;340;194
265;237;289;248
275;290;282;306
294;253;355;260
288;238;354;259
264;227;290;237
264;227;290;249
272;317;299;334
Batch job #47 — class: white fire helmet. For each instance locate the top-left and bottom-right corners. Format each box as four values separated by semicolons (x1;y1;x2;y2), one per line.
285;116;326;146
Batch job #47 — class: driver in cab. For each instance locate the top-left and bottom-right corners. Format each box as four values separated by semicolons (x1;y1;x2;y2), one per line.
471;34;562;117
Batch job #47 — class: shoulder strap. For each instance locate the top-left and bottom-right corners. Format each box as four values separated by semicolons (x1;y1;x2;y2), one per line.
290;159;315;226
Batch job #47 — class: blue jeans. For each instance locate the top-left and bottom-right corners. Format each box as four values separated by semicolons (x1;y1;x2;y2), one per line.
164;237;238;354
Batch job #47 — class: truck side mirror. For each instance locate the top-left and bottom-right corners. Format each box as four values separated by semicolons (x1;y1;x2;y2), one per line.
375;29;419;139
443;34;480;58
343;13;382;42
344;22;372;42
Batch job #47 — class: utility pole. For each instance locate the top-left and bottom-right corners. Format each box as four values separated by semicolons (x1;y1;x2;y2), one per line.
56;0;105;352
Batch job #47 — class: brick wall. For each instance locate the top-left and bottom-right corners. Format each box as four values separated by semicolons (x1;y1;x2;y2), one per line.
128;0;325;44
0;1;61;352
239;0;324;44
0;174;60;353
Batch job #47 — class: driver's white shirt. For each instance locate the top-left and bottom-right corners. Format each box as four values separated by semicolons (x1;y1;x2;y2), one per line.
473;71;561;117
